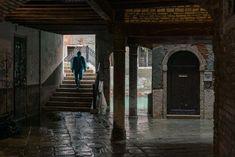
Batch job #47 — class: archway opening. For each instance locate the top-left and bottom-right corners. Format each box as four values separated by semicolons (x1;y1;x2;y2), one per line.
167;51;200;115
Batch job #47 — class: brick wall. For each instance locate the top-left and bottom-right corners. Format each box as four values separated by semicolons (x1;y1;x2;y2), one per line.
213;0;235;156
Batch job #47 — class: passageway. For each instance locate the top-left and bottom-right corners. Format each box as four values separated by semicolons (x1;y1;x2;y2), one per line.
0;0;235;157
0;112;213;157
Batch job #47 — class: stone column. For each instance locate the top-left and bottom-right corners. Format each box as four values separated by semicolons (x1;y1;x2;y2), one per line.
96;33;112;107
103;56;110;107
152;46;165;118
111;24;126;141
129;44;138;117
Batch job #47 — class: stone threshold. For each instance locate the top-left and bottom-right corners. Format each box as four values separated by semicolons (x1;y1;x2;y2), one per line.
167;114;200;119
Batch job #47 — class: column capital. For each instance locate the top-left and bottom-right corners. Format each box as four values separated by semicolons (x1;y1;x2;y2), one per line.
128;43;139;49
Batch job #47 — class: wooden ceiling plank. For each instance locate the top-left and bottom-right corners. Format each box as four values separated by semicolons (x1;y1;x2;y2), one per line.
8;19;106;25
6;16;102;20
10;10;97;14
16;7;93;11
124;22;213;36
7;14;100;17
86;0;113;21
110;0;193;9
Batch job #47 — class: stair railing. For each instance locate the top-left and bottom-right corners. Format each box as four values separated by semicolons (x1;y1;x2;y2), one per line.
92;63;100;111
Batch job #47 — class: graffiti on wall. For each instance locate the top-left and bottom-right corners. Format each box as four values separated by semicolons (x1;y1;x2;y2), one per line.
0;48;12;88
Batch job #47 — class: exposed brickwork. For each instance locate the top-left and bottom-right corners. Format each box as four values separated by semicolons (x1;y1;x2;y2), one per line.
125;5;212;23
215;25;235;157
195;43;209;60
213;0;235;156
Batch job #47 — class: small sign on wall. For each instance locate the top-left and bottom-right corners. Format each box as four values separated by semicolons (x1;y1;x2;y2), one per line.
204;72;213;81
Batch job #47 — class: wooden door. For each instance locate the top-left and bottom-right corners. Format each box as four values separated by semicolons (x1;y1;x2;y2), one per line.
167;51;200;115
14;36;27;119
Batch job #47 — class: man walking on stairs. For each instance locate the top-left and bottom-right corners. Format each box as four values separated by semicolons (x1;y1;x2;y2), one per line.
71;51;86;89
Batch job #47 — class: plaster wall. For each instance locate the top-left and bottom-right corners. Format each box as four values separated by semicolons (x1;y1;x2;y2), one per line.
0;22;63;120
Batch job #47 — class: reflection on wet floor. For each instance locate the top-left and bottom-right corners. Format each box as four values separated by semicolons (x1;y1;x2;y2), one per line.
0;112;213;157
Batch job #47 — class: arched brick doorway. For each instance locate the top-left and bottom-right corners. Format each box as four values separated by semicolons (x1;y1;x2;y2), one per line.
167;51;200;115
162;46;207;118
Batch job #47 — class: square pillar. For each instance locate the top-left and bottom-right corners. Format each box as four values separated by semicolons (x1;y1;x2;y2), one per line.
111;25;126;142
96;33;112;107
129;44;138;117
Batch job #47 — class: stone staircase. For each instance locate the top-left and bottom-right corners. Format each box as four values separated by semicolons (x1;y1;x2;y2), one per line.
43;62;95;112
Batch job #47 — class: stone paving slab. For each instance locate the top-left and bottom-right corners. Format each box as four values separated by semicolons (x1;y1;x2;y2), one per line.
0;112;213;157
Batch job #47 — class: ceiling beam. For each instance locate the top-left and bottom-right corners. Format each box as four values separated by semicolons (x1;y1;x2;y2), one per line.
127;36;212;47
110;0;194;9
86;0;113;21
124;22;213;36
7;19;105;25
20;24;108;34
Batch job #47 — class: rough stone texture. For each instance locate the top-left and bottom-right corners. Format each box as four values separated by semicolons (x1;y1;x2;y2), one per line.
0;112;214;157
152;89;163;118
204;89;214;119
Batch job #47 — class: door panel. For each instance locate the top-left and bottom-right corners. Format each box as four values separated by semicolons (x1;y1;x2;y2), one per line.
167;52;200;115
14;36;27;119
167;67;200;114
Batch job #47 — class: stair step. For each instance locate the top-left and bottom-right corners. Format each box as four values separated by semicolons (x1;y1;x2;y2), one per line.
50;96;93;102
53;92;93;97
45;62;94;113
64;69;94;73
66;73;95;77
62;80;95;84
43;106;91;112
64;76;95;81
60;84;93;88
46;101;91;107
56;88;93;92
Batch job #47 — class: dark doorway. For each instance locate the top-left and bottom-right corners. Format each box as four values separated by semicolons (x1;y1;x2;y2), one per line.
14;36;27;120
167;51;200;115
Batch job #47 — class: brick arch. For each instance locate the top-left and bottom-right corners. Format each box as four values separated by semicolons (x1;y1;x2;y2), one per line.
162;46;207;71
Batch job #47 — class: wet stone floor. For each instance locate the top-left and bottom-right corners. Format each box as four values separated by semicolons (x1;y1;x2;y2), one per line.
0;112;213;157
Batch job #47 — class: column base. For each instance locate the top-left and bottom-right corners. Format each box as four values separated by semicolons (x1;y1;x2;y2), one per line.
111;126;126;142
128;115;138;119
129;108;137;118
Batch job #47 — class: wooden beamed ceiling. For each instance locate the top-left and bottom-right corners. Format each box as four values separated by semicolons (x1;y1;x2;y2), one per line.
0;0;29;18
5;1;106;25
108;0;194;9
2;0;213;36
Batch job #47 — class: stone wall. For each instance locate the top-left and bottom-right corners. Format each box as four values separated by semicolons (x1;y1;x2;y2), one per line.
151;43;214;119
0;21;63;121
